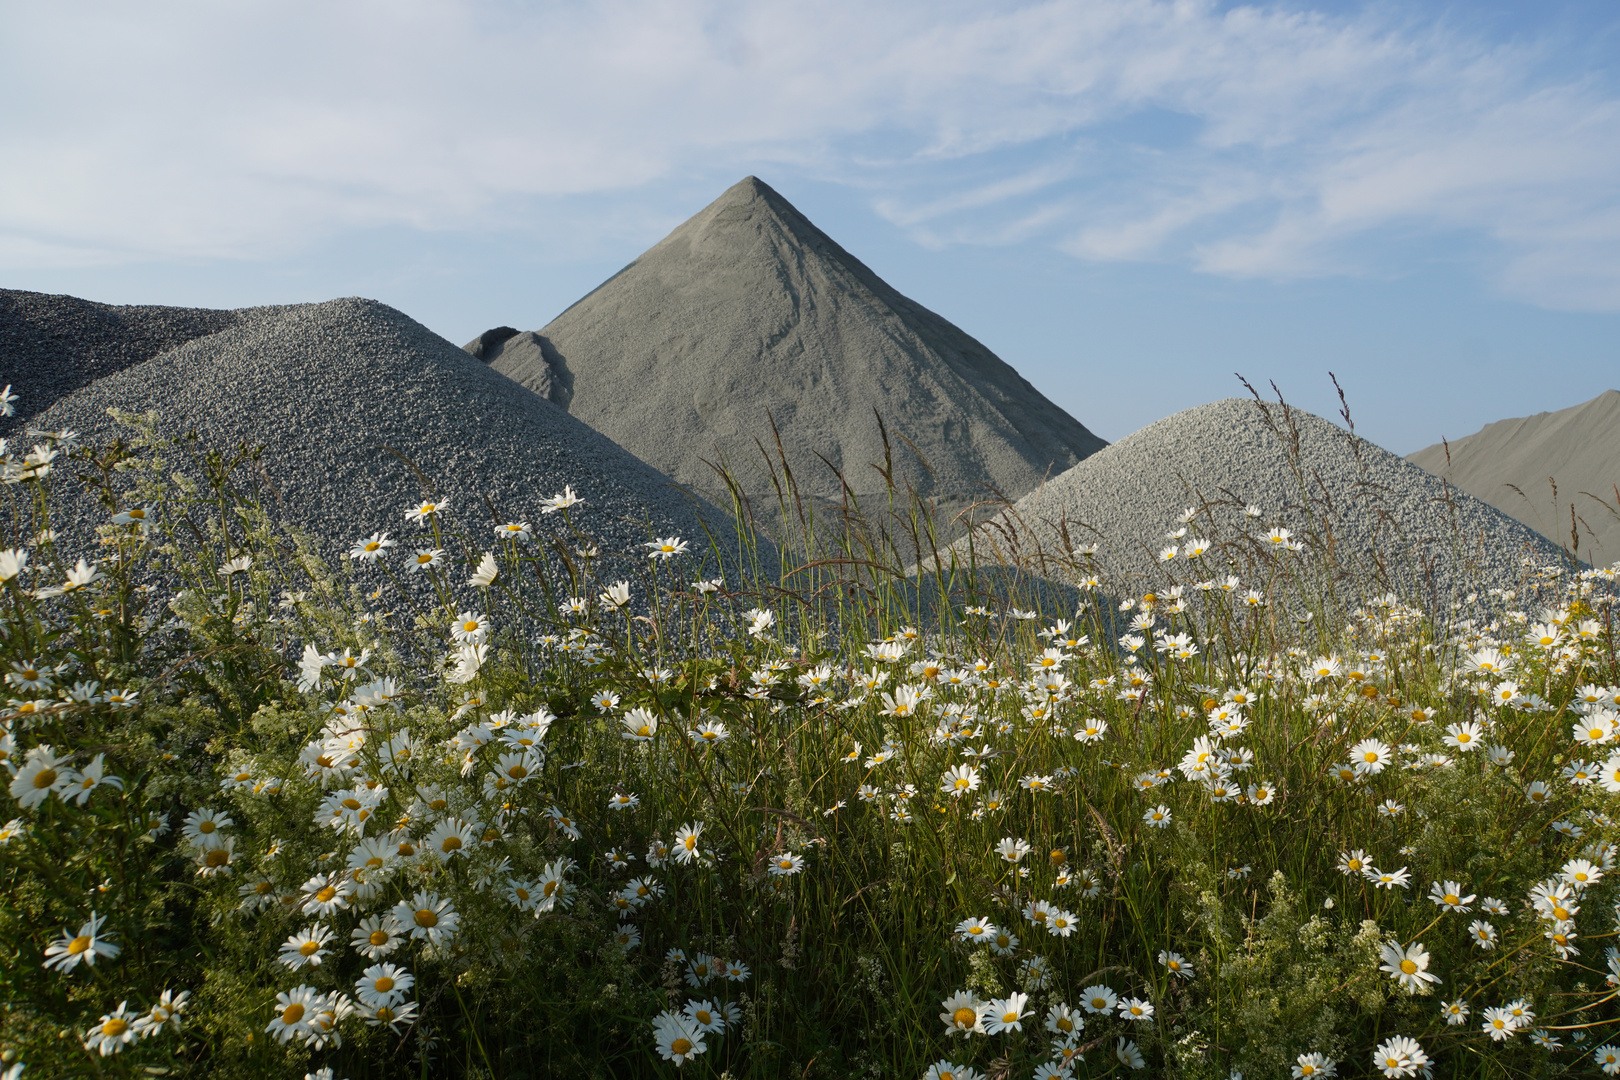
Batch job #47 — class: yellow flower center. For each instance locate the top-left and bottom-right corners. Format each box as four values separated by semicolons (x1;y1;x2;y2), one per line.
281;1003;305;1025
1400;959;1417;974
415;909;438;927
1057;1017;1073;1032
507;764;528;779
463;621;478;632
33;768;57;789
375;976;394;992
300;940;321;957
953;1007;977;1028
102;1017;128;1037
1363;752;1378;763
671;1038;692;1055
441;836;462;852
369;929;390;946
315;886;337;903
68;935;91;954
204;849;230;867
695;1010;712;1025
1445;894;1459;906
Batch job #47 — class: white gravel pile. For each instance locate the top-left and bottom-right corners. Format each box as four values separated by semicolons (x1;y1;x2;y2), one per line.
26;297;765;581
1408;389;1620;566
472;176;1105;507
949;397;1568;603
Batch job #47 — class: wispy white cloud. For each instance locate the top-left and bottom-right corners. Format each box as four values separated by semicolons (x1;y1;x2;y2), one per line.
3;0;1619;308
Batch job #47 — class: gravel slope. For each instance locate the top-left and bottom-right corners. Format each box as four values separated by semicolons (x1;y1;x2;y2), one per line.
0;288;239;430
27;297;767;581
946;398;1569;603
472;176;1106;506
1407;389;1620;565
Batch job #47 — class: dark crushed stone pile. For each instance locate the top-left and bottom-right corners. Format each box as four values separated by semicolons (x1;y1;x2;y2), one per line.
0;288;240;430
25;296;769;584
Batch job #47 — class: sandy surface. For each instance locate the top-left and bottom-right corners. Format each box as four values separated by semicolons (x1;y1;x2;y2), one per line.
473;176;1105;506
1408;389;1620;565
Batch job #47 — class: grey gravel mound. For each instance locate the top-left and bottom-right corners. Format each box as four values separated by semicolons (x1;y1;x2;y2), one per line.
0;288;239;429
946;398;1569;603
470;176;1106;508
29;297;767;581
1407;390;1620;565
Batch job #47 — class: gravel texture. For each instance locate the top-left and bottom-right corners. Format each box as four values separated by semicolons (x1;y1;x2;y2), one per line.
0;288;240;430
949;397;1570;603
27;297;767;582
1408;389;1620;566
471;176;1106;504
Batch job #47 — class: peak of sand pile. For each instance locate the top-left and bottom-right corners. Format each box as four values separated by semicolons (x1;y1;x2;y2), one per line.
468;176;1105;507
26;296;764;579
1408;390;1620;565
949;397;1568;601
1;288;240;430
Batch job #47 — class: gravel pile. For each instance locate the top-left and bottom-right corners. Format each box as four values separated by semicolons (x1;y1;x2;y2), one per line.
947;397;1569;603
471;176;1106;507
1408;389;1620;566
0;288;240;430
26;297;767;582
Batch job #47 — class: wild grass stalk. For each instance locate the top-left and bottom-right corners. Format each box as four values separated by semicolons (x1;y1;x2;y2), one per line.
0;404;1617;1079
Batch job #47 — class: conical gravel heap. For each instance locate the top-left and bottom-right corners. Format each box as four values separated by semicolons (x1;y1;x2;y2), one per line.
1;288;240;430
950;397;1566;602
26;297;763;579
469;177;1105;510
1408;390;1620;566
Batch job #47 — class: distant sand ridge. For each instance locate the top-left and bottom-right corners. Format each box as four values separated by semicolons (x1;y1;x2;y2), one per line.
1407;390;1620;565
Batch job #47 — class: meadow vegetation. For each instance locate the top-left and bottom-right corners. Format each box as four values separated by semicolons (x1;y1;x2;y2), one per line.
2;388;1618;1079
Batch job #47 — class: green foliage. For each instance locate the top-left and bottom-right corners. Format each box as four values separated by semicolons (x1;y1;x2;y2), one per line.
1;415;1618;1079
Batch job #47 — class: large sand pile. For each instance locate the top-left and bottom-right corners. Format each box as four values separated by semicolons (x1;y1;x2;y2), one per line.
947;398;1567;602
469;177;1105;510
24;297;763;581
1;288;239;430
1407;390;1620;565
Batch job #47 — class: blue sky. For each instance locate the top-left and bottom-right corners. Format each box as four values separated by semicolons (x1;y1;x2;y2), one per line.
4;0;1618;453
